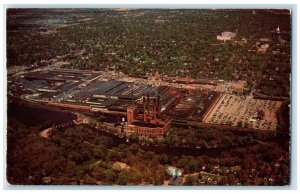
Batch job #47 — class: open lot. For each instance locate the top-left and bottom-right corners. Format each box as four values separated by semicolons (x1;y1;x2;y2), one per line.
203;94;282;130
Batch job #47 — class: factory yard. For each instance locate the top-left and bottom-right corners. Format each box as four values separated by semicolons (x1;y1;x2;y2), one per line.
203;94;282;130
166;90;220;121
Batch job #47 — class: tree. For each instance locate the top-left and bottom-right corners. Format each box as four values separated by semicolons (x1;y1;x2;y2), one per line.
158;154;169;164
118;170;129;185
205;164;213;173
107;151;121;161
68;151;82;163
81;149;92;161
163;136;171;146
187;159;198;173
222;136;233;146
128;133;139;142
104;168;116;182
128;143;140;155
93;146;105;159
227;174;236;185
127;168;143;184
184;175;197;185
81;174;96;185
145;151;155;160
92;166;105;181
242;157;256;170
149;157;160;169
153;171;164;185
177;157;188;168
94;136;113;147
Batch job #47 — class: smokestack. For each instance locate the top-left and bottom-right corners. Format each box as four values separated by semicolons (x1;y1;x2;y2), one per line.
157;95;161;118
153;98;157;121
147;93;150;118
131;89;134;108
143;97;146;121
127;109;133;125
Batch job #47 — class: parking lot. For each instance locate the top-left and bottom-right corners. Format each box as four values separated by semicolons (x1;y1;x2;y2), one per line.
203;94;282;130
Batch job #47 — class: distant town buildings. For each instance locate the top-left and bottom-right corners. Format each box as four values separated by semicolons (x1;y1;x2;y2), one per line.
235;37;247;45
217;31;237;42
257;44;270;54
259;38;271;42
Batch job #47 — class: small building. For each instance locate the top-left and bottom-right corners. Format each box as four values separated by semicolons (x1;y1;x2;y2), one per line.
217;31;237;42
235;38;247;45
257;44;269;54
260;38;271;42
166;166;182;177
166;166;183;186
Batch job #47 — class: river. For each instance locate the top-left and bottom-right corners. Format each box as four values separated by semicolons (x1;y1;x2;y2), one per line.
8;102;289;157
7;102;77;129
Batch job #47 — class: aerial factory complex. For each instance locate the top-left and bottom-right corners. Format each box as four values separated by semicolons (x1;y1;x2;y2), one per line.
7;9;291;186
8;67;284;138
